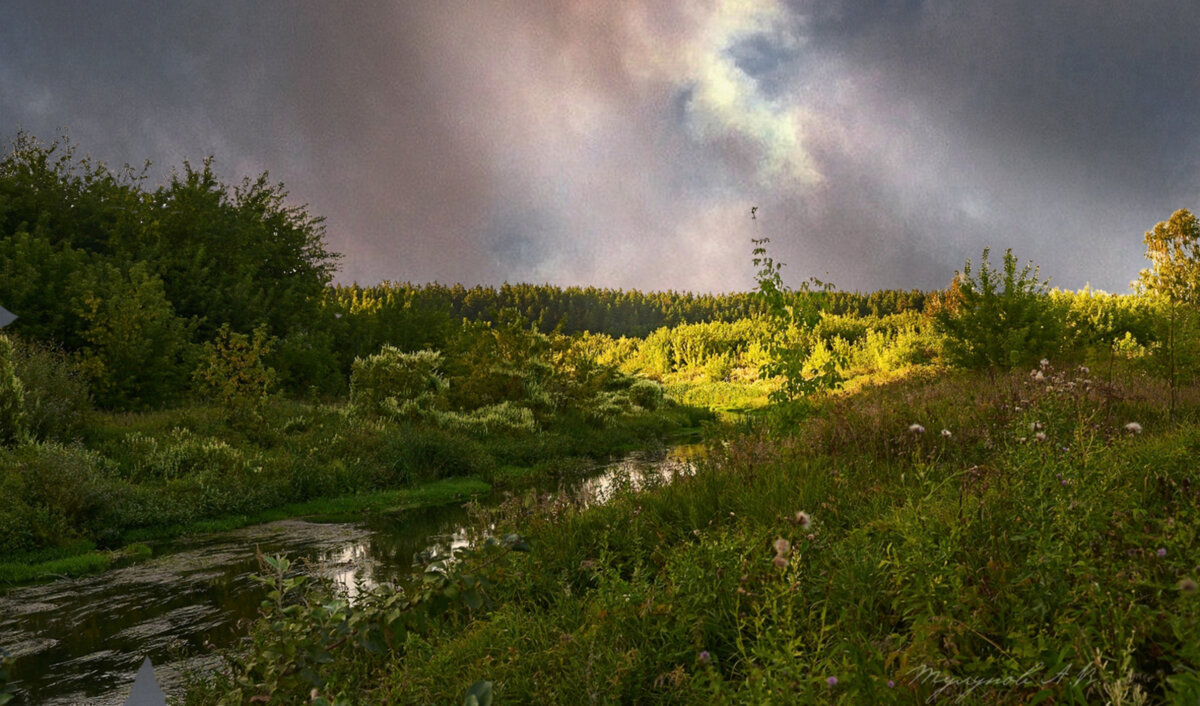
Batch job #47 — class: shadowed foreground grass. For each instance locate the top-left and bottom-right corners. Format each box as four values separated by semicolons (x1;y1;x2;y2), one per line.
186;364;1200;704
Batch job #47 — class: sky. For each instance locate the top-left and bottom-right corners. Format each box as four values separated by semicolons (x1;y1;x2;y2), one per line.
2;1;1199;294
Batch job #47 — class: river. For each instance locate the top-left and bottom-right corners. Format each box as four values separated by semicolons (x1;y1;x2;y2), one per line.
0;444;701;705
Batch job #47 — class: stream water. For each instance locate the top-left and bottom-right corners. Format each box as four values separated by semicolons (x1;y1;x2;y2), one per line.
0;444;702;705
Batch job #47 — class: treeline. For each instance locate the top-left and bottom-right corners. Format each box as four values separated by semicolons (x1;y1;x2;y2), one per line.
328;282;927;341
0;132;926;409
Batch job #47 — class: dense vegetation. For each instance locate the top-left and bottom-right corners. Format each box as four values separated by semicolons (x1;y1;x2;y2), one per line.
2;133;1200;703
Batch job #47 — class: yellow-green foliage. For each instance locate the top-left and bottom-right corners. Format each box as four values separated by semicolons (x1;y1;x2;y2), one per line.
193;324;277;428
1053;287;1159;352
628;318;775;377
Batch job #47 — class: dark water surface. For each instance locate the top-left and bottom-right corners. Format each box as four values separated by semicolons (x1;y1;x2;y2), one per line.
0;445;701;705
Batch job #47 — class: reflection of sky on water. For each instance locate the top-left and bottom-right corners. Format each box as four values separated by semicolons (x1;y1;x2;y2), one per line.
319;444;702;600
0;445;703;704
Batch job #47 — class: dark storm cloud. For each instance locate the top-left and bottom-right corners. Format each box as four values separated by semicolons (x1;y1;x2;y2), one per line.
2;1;1198;292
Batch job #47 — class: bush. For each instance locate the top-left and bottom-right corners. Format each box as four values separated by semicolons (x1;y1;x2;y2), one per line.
2;442;119;549
9;334;90;442
627;378;665;411
0;335;25;446
193;324;278;430
75;261;193;409
372;426;495;486
432;402;540;436
933;247;1062;370
350;346;447;418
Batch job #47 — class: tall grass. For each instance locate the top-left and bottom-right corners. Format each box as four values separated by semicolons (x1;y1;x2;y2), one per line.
190;365;1200;704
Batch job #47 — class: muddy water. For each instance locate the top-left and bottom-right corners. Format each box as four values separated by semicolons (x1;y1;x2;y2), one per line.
0;445;701;705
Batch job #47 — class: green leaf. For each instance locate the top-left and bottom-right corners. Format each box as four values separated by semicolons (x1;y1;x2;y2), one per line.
463;680;494;706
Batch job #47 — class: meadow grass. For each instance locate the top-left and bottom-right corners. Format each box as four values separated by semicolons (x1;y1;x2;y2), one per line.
189;364;1200;704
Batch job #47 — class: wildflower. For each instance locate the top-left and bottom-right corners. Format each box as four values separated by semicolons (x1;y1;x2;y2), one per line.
1157;548;1167;558
698;650;712;664
773;538;791;567
1061;479;1068;486
1031;421;1044;431
887;680;896;688
1034;432;1047;442
792;511;812;529
1040;358;1050;369
1079;365;1090;374
909;423;925;434
941;429;952;438
1034;370;1045;382
1180;578;1197;593
827;677;838;687
1125;422;1143;434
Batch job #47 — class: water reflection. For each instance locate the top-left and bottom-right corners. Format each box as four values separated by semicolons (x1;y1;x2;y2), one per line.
0;444;702;704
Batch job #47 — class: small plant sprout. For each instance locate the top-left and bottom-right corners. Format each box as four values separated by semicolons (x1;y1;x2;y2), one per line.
909;423;925;434
1125;422;1143;434
941;428;952;438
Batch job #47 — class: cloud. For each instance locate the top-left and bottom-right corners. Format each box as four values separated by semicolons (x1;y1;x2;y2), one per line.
2;1;1199;292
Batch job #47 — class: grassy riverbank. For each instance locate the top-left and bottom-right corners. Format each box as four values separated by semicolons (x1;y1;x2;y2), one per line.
0;476;490;586
0;396;708;587
186;365;1200;704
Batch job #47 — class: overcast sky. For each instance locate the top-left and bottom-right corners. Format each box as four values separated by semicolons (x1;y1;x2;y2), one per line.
3;1;1198;293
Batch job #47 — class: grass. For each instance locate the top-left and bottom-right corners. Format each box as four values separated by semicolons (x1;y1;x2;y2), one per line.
185;363;1200;704
122;476;492;542
0;543;150;585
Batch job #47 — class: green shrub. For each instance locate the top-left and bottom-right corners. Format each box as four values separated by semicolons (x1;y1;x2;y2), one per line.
934;247;1063;370
75;261;193;409
0;335;25;446
373;426;495;486
9;334;90;442
193;324;278;430
627;378;664;411
432;402;540;436
350;346;447;418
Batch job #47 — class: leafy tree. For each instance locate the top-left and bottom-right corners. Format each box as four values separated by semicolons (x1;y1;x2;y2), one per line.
933;248;1060;371
1139;209;1200;304
0;230;93;348
751;236;842;401
1137;209;1200;417
144;162;340;342
193;324;278;430
75;262;193;408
